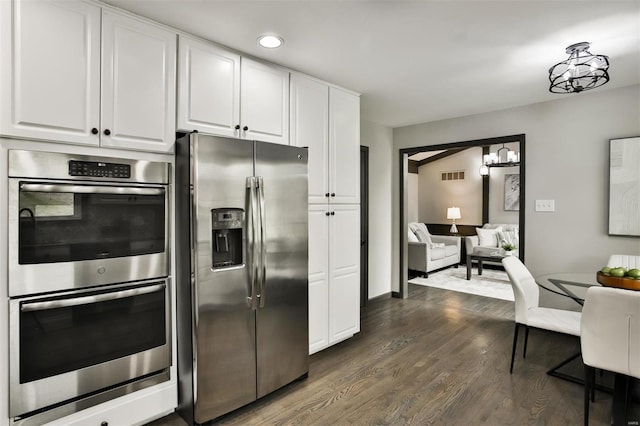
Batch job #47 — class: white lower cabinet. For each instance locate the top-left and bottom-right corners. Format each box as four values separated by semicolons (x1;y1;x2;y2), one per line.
309;204;360;354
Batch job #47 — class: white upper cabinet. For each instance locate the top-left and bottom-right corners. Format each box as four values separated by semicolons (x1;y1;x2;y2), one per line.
240;57;289;145
101;11;176;152
329;87;360;204
0;0;176;153
177;39;289;145
0;0;101;145
290;75;360;204
177;36;240;137
290;74;329;204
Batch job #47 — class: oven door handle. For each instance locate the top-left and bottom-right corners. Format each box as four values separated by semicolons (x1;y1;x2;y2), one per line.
19;183;165;196
20;283;166;312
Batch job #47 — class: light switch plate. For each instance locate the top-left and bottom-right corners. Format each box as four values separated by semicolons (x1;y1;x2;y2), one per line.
535;199;555;212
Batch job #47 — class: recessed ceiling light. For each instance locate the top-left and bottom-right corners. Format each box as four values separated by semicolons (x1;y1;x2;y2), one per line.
258;35;284;49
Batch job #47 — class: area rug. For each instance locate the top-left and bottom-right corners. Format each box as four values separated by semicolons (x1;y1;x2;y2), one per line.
409;267;515;301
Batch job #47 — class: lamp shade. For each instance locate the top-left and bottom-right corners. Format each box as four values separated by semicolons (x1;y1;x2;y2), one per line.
447;207;461;220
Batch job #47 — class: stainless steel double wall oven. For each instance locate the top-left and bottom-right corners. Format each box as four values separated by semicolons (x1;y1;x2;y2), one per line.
7;150;171;424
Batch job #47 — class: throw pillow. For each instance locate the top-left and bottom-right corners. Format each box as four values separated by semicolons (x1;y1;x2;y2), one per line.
476;226;503;247
408;230;419;243
409;223;432;245
498;230;518;247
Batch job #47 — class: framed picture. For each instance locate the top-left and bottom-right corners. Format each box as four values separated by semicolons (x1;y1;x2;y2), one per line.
504;174;520;211
609;137;640;236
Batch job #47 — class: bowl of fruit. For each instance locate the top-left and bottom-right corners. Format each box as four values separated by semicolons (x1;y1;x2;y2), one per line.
597;266;640;291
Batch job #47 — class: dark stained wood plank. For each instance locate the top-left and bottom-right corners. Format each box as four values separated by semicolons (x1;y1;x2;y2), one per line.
148;284;639;426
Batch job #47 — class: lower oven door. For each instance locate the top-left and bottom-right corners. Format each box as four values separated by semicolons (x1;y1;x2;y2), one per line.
9;279;171;418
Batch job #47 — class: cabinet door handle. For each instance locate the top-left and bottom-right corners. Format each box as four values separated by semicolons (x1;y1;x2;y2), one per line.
243;126;249;131
91;127;99;135
235;124;240;130
103;129;111;136
325;193;330;197
325;212;330;216
331;193;336;197
330;211;335;216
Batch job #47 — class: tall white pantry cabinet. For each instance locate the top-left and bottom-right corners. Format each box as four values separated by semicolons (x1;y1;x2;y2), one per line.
290;74;361;354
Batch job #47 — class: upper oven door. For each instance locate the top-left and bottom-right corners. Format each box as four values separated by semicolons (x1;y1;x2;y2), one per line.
8;179;169;297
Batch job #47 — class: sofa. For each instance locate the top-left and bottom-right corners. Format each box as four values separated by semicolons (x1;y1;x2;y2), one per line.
408;222;461;277
465;223;519;261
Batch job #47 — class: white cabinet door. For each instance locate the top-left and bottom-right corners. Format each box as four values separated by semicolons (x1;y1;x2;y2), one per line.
177;36;240;136
329;204;360;343
101;11;176;153
0;0;101;145
308;205;329;354
240;58;289;145
290;74;329;204
329;87;360;204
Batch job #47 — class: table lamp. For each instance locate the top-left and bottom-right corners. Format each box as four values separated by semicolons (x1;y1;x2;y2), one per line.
447;207;461;233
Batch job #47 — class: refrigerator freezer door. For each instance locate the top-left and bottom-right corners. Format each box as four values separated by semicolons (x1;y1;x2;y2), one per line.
191;135;257;423
254;142;309;398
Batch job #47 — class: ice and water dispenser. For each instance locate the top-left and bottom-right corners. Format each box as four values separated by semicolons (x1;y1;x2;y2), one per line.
211;208;244;269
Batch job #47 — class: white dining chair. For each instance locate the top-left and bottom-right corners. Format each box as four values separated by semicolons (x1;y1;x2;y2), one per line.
607;254;640;270
581;286;640;426
502;256;582;373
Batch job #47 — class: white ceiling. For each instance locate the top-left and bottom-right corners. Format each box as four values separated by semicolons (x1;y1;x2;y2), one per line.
103;0;640;128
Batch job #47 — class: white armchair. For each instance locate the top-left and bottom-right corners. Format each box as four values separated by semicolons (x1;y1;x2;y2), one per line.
408;223;461;277
465;223;519;257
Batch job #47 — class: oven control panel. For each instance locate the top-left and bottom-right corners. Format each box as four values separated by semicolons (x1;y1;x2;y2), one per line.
68;160;131;178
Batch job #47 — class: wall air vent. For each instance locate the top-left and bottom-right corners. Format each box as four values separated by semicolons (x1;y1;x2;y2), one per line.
441;170;465;181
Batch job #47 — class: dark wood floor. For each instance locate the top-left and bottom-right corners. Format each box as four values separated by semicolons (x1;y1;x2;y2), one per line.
149;284;638;425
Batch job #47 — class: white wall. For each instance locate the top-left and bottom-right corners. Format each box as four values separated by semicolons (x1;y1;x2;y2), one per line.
417;147;483;225
361;119;393;299
407;173;419;223
392;85;640;293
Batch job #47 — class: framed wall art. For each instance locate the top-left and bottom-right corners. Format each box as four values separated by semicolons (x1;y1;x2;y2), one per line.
504;173;520;211
609;136;640;236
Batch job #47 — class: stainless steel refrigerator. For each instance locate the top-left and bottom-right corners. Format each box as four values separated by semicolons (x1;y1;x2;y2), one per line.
175;133;309;425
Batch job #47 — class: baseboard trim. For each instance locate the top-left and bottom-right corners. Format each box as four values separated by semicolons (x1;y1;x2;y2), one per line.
368;292;392;302
391;291;402;299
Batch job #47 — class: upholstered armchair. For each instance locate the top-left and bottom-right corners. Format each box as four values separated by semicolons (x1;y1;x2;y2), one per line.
408;222;461;277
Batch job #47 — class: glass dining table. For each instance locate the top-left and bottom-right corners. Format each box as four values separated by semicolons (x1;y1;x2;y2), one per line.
535;272;600;306
535;272;637;426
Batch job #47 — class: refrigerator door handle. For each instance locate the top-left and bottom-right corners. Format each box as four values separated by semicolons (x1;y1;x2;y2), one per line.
246;177;259;310
257;176;266;308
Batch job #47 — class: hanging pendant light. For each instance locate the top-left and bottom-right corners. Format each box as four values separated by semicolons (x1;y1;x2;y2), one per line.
549;42;609;94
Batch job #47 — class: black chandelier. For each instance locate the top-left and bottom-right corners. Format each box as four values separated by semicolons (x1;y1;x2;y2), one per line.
548;42;609;94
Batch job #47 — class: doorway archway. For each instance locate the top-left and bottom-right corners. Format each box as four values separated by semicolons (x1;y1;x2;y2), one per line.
398;134;526;298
